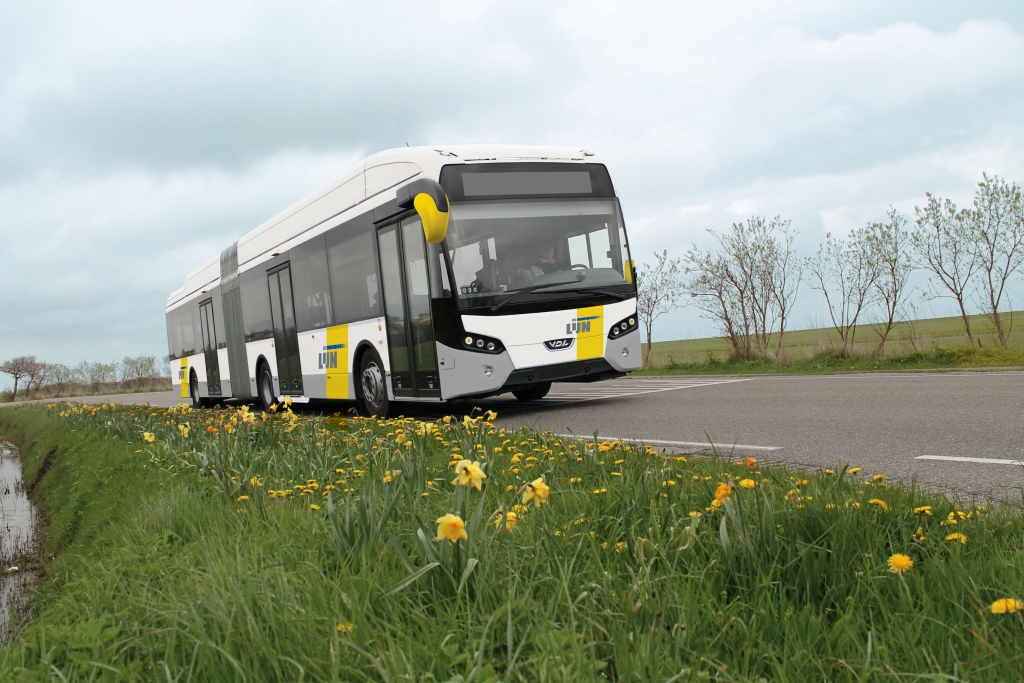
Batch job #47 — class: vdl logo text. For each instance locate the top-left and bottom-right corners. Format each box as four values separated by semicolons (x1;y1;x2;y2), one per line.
566;315;600;335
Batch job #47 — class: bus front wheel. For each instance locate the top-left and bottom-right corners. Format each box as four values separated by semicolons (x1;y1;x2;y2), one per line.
359;350;393;417
512;382;551;401
190;371;204;408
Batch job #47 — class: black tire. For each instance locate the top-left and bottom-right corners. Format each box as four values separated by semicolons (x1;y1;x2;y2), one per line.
358;349;393;417
257;362;276;412
190;371;203;408
512;382;552;401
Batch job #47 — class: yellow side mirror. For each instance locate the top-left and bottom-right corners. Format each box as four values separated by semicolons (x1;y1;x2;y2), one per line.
397;178;450;244
414;192;449;243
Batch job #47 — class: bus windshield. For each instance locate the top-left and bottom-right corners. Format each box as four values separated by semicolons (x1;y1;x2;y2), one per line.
445;198;633;305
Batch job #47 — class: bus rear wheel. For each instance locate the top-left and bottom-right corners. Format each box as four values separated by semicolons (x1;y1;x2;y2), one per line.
190;371;204;408
257;362;276;412
359;350;393;417
512;382;551;401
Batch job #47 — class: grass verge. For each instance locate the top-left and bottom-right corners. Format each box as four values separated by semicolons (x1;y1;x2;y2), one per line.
1;402;1023;681
633;344;1024;376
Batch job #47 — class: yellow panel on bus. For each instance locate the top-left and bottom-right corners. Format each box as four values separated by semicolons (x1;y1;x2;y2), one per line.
180;358;188;398
325;324;349;400
575;305;604;361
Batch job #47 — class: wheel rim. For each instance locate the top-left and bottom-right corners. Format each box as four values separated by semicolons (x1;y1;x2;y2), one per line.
361;361;384;410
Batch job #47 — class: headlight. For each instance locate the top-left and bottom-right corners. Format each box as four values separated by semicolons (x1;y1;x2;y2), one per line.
608;313;638;339
462;333;504;354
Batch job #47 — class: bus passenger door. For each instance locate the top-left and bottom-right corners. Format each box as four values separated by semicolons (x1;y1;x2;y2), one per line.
198;299;222;395
377;218;441;399
267;265;304;395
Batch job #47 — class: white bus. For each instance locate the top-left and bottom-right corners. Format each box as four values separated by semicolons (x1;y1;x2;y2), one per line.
166;145;641;416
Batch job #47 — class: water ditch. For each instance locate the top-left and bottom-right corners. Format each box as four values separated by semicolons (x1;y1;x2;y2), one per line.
0;440;39;643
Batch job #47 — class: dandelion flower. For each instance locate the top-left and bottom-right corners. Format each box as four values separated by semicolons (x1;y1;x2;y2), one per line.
452;460;486;490
336;622;355;633
913;527;927;542
745;457;757;469
945;532;967;544
593;488;607;495
990;598;1024;615
913;506;932;516
869;499;889;512
873;474;886;482
436;513;467;542
309;504;320;510
848;467;862;475
521;477;550;507
236;495;249;502
714;482;732;503
739;479;756;489
887;553;913;574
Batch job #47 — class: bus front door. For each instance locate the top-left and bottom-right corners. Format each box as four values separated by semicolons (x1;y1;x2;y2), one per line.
267;264;304;395
198;299;221;395
377;218;441;399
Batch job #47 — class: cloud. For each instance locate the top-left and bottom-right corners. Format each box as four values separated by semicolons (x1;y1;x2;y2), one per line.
1;1;1023;383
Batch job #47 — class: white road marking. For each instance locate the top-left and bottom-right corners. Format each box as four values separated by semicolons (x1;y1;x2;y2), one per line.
916;455;1024;466
543;377;753;403
554;433;781;452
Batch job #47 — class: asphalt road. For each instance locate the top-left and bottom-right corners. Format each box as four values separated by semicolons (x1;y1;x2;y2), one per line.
36;371;1024;500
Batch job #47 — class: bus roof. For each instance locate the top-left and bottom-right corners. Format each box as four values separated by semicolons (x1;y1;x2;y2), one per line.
167;145;607;309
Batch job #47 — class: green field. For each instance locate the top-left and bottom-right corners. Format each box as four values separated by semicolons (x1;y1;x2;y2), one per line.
639;310;1024;374
1;403;1023;681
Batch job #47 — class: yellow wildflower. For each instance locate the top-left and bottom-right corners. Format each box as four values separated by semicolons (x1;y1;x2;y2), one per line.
521;477;550;507
435;513;467;542
945;532;967;544
739;479;755;489
869;499;889;512
990;598;1024;615
452;460;486;490
336;622;355;633
310;504;320;510
745;457;757;469
236;495;249;502
887;553;913;574
569;477;582;484
142;432;155;443
913;506;932;516
492;510;518;532
848;467;862;475
593;488;607;495
913;527;927;542
177;424;190;439
714;482;732;503
249;476;263;488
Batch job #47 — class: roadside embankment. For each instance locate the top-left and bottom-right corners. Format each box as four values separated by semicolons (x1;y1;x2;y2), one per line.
0;403;1022;681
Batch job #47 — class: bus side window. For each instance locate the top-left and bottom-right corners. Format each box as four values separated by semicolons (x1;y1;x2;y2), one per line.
290;235;333;331
326;216;381;324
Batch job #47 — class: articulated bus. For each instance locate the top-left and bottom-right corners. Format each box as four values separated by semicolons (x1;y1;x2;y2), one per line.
165;145;641;416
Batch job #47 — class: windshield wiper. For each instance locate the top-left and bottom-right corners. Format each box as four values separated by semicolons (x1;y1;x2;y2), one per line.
489;284;627;312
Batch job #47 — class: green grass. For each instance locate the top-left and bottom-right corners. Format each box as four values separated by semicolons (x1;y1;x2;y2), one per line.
1;403;1024;681
640;310;1024;374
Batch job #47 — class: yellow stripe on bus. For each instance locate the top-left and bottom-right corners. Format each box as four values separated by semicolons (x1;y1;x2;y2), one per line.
575;305;605;361
180;357;189;399
325;324;349;400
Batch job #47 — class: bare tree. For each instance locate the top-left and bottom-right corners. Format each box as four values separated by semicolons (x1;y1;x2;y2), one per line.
47;363;75;397
685;216;801;359
912;194;978;342
0;356;37;402
807;227;880;357
867;207;914;353
968;174;1024;347
120;355;158;391
635;250;684;366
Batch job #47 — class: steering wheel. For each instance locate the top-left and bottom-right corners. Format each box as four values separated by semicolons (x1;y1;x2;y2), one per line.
570;264;589;270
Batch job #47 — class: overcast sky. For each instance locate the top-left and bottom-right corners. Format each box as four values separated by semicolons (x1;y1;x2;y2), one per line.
2;1;1023;385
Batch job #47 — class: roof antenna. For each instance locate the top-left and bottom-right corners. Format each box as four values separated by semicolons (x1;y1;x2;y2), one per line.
393;116;410;147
